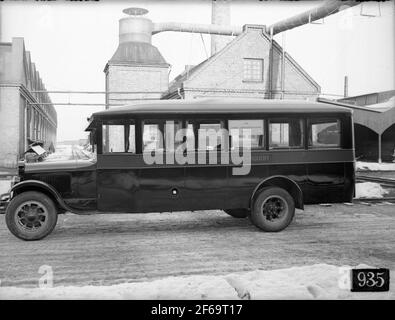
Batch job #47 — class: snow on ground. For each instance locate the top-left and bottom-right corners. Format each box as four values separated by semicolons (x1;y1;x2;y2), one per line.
355;182;389;199
0;179;11;195
357;161;395;171
0;264;393;300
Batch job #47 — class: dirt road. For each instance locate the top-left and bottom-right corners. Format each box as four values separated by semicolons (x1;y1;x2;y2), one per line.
0;203;394;287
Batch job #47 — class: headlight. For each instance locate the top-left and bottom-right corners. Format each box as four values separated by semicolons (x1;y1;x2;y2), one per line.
11;176;20;187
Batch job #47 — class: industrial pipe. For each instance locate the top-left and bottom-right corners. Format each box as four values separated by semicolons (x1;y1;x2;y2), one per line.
152;22;242;36
125;1;358;40
267;0;359;35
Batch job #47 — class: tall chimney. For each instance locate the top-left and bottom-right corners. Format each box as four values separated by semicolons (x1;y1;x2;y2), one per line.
211;0;232;55
344;75;349;97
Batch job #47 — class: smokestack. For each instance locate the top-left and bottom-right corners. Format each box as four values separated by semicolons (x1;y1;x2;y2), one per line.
211;0;232;55
344;75;349;97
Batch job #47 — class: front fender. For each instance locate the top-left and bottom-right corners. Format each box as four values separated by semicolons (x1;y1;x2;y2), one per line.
10;180;72;212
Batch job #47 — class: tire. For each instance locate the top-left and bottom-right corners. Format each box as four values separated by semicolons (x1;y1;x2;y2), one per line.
249;187;295;232
224;209;249;218
5;191;58;241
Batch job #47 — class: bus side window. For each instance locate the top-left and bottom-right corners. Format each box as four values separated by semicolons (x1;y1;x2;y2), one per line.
142;120;183;152
187;120;226;151
309;119;341;148
142;122;164;152
269;118;304;149
102;123;136;153
228;119;264;149
164;120;183;152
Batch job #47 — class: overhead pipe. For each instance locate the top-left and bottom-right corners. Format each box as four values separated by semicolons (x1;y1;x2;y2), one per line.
152;22;242;36
124;1;358;40
267;0;359;35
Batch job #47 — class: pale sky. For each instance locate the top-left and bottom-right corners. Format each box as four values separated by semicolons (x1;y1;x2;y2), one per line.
0;0;394;142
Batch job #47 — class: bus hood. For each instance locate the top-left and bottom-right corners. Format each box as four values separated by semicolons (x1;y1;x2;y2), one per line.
23;159;96;173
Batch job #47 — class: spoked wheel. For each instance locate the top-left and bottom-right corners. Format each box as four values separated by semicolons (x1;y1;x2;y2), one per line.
15;201;49;231
224;209;249;218
249;187;295;232
5;191;58;241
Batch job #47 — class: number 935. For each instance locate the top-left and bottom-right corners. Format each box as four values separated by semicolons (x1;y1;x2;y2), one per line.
357;271;385;288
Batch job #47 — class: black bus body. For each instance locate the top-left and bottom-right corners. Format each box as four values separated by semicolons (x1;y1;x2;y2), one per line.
0;99;355;240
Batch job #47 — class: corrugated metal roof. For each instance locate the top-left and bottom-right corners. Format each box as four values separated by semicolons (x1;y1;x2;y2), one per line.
109;42;168;66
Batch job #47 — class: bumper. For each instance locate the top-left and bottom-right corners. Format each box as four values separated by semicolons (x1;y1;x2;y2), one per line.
0;193;11;214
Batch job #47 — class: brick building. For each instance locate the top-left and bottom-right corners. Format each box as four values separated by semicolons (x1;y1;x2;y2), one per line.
0;38;57;169
163;25;320;100
104;11;320;105
104;42;169;107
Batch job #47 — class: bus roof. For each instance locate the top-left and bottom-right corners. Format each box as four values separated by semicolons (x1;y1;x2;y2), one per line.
87;98;351;130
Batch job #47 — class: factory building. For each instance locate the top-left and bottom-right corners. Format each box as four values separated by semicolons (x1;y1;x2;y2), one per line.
163;25;320;100
104;5;320;107
0;38;57;170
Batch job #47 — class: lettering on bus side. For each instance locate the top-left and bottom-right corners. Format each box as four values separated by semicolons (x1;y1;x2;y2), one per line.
251;154;272;162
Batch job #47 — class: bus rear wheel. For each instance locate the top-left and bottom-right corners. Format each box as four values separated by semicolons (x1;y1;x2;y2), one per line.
250;187;295;232
224;209;249;218
5;191;58;241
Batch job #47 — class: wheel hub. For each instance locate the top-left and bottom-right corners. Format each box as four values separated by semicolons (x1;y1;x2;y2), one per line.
262;196;287;221
15;201;48;231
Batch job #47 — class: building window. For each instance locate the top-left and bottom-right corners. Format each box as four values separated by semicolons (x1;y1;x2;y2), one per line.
243;58;263;82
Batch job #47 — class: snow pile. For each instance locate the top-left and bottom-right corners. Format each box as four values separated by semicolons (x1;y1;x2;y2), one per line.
0;264;393;300
0;275;237;300
357;161;395;171
355;182;389;199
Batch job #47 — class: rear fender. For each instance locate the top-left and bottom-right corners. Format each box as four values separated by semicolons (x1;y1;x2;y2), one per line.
250;175;304;210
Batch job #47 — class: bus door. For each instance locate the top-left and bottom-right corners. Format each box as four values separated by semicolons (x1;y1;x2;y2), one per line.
305;118;345;203
182;119;228;210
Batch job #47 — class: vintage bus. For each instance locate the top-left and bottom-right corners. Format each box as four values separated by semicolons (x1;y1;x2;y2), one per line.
0;99;355;240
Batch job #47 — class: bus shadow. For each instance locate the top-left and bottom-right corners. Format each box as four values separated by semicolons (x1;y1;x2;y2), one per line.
52;214;255;238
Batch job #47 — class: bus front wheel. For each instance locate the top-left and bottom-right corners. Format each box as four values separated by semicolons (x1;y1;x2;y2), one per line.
250;187;295;232
5;191;58;241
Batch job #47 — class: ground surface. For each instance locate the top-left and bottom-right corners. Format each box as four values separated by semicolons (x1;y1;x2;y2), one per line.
0;203;394;288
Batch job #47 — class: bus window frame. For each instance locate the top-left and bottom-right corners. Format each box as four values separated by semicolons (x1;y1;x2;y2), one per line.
141;118;185;154
268;117;306;151
307;117;343;150
186;118;227;151
227;118;266;151
94;113;349;156
101;119;137;155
